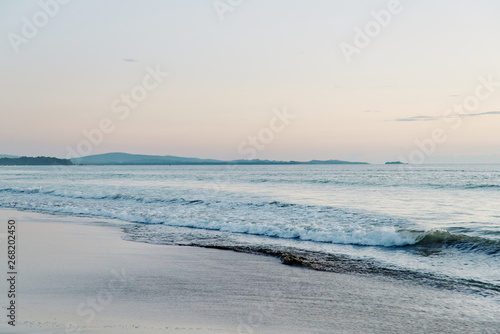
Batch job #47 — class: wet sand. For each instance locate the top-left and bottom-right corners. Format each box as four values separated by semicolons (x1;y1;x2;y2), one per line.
1;209;499;333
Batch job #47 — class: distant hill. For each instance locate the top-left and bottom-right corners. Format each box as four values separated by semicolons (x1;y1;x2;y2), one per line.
385;161;407;165
71;153;368;165
0;154;19;159
71;153;223;165
0;156;73;166
307;160;368;165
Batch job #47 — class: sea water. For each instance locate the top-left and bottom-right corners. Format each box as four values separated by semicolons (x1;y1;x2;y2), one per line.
0;164;499;295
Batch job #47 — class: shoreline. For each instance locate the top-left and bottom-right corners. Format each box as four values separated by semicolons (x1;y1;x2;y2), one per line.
1;208;499;333
123;228;500;297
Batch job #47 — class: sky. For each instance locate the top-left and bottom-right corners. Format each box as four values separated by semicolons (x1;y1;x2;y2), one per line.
1;0;500;164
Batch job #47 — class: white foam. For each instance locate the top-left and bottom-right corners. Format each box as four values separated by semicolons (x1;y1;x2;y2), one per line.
0;187;418;247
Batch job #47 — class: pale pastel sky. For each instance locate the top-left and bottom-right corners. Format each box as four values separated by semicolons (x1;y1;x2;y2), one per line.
1;0;499;163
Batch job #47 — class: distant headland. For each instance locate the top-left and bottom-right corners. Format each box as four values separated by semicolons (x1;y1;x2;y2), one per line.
70;153;369;165
0;156;73;166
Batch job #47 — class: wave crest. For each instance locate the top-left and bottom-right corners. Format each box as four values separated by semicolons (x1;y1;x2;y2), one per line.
414;230;500;255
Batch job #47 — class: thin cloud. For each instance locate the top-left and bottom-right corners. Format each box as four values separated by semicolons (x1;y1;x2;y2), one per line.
395;115;440;122
122;58;139;62
476;111;500;117
362;110;381;113
394;111;500;122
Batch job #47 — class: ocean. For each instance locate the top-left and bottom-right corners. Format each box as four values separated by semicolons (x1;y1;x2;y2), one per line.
1;164;499;297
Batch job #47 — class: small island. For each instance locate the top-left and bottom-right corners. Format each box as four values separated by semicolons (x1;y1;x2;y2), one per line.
385;161;407;165
0;156;73;166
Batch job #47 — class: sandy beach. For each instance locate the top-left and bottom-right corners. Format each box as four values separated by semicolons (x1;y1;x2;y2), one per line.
1;208;499;334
